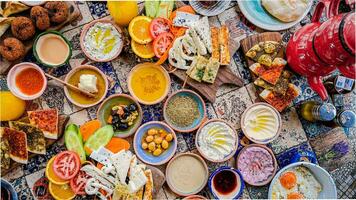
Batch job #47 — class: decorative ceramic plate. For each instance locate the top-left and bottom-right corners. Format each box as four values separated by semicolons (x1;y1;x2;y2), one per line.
189;0;231;16
133;121;177;165
97;94;143;138
1;179;18;200
237;0;313;31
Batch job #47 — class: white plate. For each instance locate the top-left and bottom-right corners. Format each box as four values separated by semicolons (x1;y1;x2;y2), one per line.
189;0;231;17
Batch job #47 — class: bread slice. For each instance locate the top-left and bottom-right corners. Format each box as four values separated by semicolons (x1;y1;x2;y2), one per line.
1;127;28;164
219;25;230;65
211;27;219;61
0;127;11;170
203;58;220;83
143;169;153;200
28;109;58;139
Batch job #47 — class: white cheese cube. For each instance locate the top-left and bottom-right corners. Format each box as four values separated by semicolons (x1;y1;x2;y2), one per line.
78;74;98;93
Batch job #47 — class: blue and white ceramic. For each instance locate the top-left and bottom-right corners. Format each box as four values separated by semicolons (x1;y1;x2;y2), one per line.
268;162;337;199
189;0;231;16
237;0;313;31
208;166;245;199
1;179;18;200
133;121;177;165
163;89;206;133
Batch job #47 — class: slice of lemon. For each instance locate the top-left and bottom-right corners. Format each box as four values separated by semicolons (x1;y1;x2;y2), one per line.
45;156;69;185
49;182;76;200
128;16;153;44
131;40;155;58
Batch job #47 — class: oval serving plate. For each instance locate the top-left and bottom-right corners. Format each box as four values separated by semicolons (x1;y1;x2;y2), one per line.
97;94;143;138
189;0;231;16
237;0;313;31
133;121;177;165
163;89;206;133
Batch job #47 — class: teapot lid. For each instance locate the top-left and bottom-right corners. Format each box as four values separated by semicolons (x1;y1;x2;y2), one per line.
342;12;355;54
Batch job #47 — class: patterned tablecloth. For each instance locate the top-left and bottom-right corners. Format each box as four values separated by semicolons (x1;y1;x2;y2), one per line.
1;1;355;199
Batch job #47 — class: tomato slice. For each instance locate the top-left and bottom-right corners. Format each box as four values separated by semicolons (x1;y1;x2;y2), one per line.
70;170;91;195
52;151;81;180
149;17;172;39
153;32;174;58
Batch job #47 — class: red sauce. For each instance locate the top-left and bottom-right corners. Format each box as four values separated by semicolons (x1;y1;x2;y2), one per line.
15;68;44;95
213;170;237;195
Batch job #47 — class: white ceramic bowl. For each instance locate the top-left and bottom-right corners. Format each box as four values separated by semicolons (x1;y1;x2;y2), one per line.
7;62;47;100
268;162;337;199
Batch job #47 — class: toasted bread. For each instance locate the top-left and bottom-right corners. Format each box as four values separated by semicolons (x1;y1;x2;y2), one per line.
219;25;230;65
211;27;219;61
2;127;28;164
28;109;58;139
259;84;300;112
203;58;220;83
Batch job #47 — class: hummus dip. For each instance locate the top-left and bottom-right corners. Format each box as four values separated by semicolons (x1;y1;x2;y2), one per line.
35;33;70;66
83;22;122;61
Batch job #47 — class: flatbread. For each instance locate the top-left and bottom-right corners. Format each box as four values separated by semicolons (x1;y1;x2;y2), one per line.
219;25;230;65
260;83;300;112
211;27;219;61
9;121;46;155
143;169;153;200
28;109;58;139
262;0;309;22
0;128;11;170
0;17;14;37
1;2;29;17
1;127;28;164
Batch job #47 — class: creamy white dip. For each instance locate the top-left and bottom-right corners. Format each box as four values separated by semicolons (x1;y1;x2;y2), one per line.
83;22;122;61
242;104;280;143
197;121;236;161
78;74;98;93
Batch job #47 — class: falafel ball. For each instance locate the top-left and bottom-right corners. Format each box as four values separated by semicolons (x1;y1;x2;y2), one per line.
44;2;69;24
11;17;36;41
31;6;50;30
0;37;26;61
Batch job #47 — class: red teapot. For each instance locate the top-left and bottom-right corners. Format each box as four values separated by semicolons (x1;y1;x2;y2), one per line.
286;0;355;100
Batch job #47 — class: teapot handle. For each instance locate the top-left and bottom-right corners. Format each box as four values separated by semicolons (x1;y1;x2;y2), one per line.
312;0;341;23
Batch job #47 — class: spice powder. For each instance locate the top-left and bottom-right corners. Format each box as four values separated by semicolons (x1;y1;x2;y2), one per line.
166;95;200;127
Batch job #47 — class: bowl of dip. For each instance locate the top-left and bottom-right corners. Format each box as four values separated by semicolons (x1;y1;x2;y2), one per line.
80;19;123;62
163;89;206;133
183;195;208;200
128;63;171;105
64;65;108;108
166;153;208;196
7;62;47;100
196;119;238;162
237;144;277;186
241;102;282;144
1;179;18;200
33;31;72;68
208;166;244;199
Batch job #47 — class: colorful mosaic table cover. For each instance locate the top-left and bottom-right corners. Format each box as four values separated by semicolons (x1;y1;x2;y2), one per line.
1;1;355;199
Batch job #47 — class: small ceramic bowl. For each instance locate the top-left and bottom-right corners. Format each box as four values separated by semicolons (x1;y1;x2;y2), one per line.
183;195;208;200
97;94;143;138
133;121;177;165
240;102;282;144
189;0;231;16
33;31;72;68
163;89;206;133
80;19;123;62
166;153;208;196
208;166;245;199
1;179;18;200
236;144;277;186
7;62;47;100
128;63;171;105
64;65;108;108
195;119;238;162
268;162;337;199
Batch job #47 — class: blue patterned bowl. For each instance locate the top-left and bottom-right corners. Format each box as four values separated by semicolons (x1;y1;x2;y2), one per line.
133;121;177;165
237;0;312;31
1;179;18;200
189;0;231;16
208;166;244;199
163;89;206;133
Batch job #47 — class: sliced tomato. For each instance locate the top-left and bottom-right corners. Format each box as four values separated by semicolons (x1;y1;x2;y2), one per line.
153;32;174;58
70;170;91;195
52;151;81;180
149;17;172;39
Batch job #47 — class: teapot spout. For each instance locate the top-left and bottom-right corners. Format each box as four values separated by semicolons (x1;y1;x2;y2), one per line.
307;76;329;101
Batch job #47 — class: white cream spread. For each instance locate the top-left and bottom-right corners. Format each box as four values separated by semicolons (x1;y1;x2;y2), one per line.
83;22;122;61
78;74;98;93
242;104;280;143
198;121;236;161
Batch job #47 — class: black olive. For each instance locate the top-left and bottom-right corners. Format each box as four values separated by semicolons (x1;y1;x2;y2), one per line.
122;112;130;120
118;123;128;130
123;106;130;113
112;115;120;124
128;104;137;112
111;110;117;116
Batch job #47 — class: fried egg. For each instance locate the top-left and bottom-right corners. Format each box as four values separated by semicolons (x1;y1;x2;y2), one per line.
271;166;322;199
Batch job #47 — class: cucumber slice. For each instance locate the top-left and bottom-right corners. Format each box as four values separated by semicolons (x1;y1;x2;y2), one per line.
145;0;160;18
65;124;86;163
156;0;174;18
84;125;114;156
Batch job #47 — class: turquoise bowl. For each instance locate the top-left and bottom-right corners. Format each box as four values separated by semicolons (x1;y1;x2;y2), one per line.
163;89;206;133
237;0;312;31
133;121;177;165
97;94;143;138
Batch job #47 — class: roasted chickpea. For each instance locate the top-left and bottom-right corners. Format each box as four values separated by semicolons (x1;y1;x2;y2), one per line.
162;140;169;149
154;137;163;144
146;135;154;142
160;130;167;138
142;142;148;149
148;129;158;135
153;148;162;156
148;142;156;151
165;134;173;142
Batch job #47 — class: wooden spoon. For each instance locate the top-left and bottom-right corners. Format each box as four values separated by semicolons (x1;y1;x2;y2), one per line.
45;73;96;98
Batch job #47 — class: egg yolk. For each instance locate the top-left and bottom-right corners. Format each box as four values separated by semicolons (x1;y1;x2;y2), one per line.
279;171;297;189
287;192;304;199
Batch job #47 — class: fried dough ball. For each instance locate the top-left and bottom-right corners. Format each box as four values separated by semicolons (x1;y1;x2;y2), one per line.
30;6;50;30
44;2;68;24
11;17;35;41
0;37;25;61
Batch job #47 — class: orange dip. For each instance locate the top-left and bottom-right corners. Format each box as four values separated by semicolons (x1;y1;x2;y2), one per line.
15;68;44;95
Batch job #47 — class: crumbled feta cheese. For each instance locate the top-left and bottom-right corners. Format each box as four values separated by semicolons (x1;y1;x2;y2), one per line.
78;74;98;93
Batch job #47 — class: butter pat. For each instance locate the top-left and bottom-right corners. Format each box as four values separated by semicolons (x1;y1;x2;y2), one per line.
78;74;98;93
